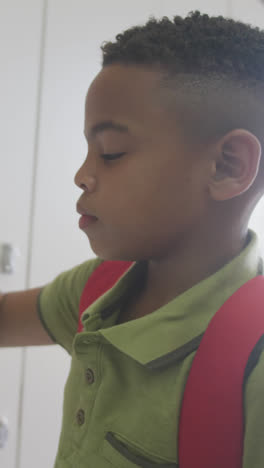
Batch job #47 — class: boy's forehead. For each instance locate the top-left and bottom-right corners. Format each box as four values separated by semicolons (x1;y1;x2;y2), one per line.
87;64;161;99
84;65;180;140
85;66;162;119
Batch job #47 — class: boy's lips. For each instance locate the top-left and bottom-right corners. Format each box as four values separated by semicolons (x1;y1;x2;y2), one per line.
78;214;98;229
76;203;98;219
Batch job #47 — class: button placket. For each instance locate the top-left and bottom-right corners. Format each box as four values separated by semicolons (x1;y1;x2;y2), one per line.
74;342;101;436
85;368;95;384
76;408;85;426
75;367;95;429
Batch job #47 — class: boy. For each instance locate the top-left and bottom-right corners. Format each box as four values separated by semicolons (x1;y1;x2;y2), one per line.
1;10;264;467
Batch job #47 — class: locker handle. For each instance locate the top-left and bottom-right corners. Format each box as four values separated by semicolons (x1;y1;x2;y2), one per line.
0;416;8;448
0;243;21;274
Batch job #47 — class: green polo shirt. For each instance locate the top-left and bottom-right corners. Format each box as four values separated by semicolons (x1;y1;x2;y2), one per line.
38;228;264;468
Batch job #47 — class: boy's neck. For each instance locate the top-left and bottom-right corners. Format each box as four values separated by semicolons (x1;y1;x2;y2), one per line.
142;229;249;307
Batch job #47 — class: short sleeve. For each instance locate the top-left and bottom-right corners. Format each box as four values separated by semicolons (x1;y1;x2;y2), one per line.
37;257;103;355
243;348;264;468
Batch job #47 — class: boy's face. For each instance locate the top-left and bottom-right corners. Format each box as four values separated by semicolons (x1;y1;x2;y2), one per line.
75;64;211;261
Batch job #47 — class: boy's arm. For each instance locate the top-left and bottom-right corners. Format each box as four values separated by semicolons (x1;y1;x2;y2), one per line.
0;257;103;350
0;289;55;347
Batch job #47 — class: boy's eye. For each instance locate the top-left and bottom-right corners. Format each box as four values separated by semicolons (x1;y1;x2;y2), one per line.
101;153;126;161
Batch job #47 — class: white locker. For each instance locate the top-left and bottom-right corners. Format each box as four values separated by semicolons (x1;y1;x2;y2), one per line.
0;1;44;468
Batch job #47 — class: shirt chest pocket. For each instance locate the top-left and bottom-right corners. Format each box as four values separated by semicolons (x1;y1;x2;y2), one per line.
102;431;178;468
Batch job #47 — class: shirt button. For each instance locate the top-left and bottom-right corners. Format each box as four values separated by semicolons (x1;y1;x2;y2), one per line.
85;368;95;384
76;409;85;426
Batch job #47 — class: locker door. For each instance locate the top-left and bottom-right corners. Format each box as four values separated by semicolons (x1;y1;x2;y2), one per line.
0;1;44;467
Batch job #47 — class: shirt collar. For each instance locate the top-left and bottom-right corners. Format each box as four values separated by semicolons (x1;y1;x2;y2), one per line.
81;229;263;369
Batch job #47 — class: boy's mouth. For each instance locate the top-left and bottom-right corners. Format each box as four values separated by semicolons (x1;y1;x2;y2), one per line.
79;214;98;229
76;202;98;219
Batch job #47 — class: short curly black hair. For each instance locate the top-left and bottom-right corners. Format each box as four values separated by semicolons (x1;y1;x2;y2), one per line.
100;10;264;157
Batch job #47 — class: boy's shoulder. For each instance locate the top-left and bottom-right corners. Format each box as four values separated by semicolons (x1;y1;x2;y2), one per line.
39;256;104;319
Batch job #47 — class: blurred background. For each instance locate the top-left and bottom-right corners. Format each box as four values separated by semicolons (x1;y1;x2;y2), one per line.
1;1;264;467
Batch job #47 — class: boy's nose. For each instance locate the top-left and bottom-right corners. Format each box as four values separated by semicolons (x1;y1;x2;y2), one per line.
74;166;83;188
74;166;96;192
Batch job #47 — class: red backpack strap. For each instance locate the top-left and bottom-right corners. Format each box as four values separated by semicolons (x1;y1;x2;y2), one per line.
178;275;264;468
77;260;134;333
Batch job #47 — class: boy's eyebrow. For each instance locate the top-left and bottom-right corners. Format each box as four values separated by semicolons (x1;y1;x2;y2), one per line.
84;120;130;140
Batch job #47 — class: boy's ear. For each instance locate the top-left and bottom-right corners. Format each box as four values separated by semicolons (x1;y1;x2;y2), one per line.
208;129;262;201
